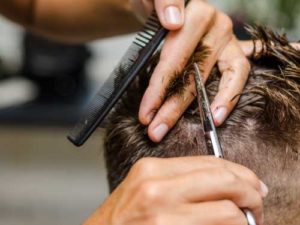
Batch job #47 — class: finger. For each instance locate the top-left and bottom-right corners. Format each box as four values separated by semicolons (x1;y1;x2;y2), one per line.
127;200;248;225
211;37;250;126
238;40;300;57
146;11;234;142
128;156;267;197
199;11;234;79
133;201;250;225
154;0;185;30
161;168;264;224
238;40;263;57
180;201;250;225
139;0;215;125
147;75;196;142
291;42;300;50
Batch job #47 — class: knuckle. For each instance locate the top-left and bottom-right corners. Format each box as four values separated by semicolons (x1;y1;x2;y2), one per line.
192;2;216;26
238;57;251;70
203;5;217;24
233;56;250;68
245;170;261;189
132;157;156;177
217;13;233;34
136;180;162;204
221;169;239;185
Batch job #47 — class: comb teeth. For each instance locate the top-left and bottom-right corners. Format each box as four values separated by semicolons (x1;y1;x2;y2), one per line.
68;1;191;147
133;13;160;48
67;12;167;146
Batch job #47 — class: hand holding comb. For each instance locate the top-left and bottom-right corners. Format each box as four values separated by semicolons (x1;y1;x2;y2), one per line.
67;1;191;146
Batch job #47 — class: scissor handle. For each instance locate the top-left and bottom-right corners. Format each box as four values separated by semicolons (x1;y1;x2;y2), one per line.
244;209;257;225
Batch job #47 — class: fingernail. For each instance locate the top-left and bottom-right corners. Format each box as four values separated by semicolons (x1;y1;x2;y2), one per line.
152;123;169;142
259;181;269;198
164;6;182;25
213;107;228;125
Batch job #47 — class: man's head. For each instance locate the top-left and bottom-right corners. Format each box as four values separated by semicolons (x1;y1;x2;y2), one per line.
104;26;300;224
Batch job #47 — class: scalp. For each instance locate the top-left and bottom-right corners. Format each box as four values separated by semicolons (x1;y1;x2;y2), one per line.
104;26;300;225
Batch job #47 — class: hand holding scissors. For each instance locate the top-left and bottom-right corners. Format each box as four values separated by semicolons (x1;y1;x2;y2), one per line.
194;63;258;225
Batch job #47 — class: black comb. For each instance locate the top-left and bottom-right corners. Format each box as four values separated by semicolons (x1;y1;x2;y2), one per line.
68;1;190;146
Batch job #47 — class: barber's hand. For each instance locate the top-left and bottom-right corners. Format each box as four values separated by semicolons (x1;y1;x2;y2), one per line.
130;0;250;142
83;156;268;225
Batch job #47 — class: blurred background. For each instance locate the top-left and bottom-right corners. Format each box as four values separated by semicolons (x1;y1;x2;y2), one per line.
0;1;299;225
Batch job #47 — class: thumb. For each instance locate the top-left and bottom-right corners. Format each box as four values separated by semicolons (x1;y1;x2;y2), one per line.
154;0;185;30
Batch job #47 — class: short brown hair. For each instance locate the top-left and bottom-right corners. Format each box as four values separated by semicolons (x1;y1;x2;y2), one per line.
104;26;300;225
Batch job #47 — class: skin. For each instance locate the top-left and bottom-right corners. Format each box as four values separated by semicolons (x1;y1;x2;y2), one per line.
101;30;300;225
83;157;268;225
0;0;140;42
0;0;251;143
136;0;251;143
1;2;299;225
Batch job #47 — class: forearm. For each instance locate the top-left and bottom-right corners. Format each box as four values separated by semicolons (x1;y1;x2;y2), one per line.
0;0;35;26
0;0;141;43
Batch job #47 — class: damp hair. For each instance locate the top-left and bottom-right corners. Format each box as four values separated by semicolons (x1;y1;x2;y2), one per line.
105;25;300;189
104;26;300;224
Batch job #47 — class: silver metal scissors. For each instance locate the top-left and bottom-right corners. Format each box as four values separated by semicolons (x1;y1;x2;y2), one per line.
193;63;257;225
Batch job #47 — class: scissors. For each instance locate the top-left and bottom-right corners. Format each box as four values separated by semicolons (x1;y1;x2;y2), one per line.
193;63;257;225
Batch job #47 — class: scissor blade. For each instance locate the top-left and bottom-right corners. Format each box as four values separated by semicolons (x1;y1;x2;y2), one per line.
193;63;224;158
193;64;256;225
